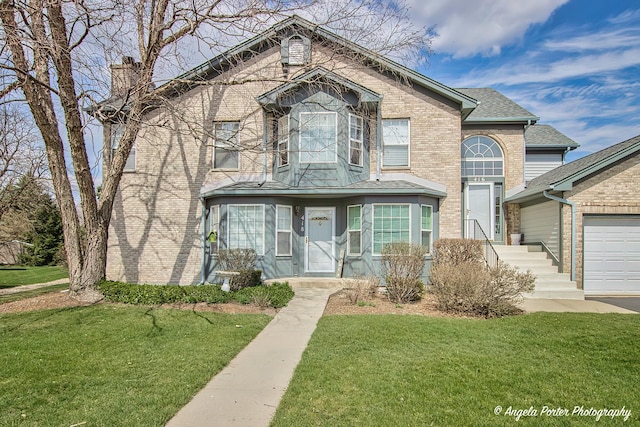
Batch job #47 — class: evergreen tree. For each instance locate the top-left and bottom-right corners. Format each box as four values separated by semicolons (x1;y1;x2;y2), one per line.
19;195;64;266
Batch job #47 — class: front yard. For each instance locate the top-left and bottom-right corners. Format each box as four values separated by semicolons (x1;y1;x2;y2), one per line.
0;305;271;426
272;313;639;426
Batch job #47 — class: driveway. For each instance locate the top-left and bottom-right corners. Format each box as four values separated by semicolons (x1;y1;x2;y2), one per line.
587;297;640;313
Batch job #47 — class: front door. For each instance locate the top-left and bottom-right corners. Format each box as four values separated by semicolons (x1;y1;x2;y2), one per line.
466;183;495;240
305;207;335;273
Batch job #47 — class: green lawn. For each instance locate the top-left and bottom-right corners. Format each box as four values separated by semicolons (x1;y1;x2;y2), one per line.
0;265;68;288
0;305;271;426
272;313;639;426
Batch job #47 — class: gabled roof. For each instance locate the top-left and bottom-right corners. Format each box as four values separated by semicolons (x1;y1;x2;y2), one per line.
456;88;539;124
525;124;579;150
506;134;640;203
94;15;478;118
256;66;382;108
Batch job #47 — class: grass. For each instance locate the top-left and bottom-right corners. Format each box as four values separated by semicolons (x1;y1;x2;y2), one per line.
272;313;640;426
0;283;69;304
0;265;68;288
0;305;271;426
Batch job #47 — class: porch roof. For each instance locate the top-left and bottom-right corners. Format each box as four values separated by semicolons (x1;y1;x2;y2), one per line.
201;178;446;199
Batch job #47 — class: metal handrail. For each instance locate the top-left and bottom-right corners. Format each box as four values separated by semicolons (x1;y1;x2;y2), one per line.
465;219;499;268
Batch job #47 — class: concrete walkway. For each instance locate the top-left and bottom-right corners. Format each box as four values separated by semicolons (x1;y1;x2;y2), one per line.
166;286;339;427
0;278;69;296
521;298;637;313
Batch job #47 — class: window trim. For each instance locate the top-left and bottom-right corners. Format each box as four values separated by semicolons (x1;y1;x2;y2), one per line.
212;121;240;170
275;205;292;257
381;118;410;168
371;203;412;256
299;111;338;164
111;123;136;172
277;114;289;168
349;114;363;167
347;204;362;256
420;204;433;253
227;204;266;255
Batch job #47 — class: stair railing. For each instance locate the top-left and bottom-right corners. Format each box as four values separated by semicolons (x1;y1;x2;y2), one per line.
465;219;499;269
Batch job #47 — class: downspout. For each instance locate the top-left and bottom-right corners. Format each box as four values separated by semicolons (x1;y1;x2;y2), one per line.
376;100;382;181
523;119;532;185
259;110;268;186
200;196;206;284
543;190;576;282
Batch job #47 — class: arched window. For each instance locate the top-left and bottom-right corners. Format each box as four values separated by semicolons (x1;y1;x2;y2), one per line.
461;136;504;177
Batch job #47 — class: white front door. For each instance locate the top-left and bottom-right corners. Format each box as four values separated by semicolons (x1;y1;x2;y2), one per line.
466;183;495;240
305;207;335;273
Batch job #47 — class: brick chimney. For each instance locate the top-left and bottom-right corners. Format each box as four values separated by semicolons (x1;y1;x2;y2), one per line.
110;56;141;97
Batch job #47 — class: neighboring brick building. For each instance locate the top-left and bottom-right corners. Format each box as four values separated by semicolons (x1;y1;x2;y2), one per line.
98;16;577;285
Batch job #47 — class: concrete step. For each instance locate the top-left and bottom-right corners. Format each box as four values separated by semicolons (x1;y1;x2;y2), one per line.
512;264;561;275
500;258;554;268
533;280;577;289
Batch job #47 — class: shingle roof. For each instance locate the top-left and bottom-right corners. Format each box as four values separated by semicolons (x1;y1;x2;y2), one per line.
202;179;446;198
507;134;640;202
525;124;578;149
456;88;538;123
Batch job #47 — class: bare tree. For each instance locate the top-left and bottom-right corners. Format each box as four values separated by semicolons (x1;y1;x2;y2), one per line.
0;0;432;300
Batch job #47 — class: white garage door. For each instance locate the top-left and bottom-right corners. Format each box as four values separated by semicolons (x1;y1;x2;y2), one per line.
583;216;640;295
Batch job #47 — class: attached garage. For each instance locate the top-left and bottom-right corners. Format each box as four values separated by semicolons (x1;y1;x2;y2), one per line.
583;216;640;295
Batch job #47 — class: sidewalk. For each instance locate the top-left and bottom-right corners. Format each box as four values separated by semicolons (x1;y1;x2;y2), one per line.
521;298;636;313
0;278;69;296
165;286;339;427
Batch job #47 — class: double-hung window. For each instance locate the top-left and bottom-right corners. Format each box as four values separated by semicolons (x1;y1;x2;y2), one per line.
349;115;363;166
421;205;433;252
382;119;409;167
299;112;337;163
213;122;239;169
276;205;292;256
372;204;410;255
277;115;289;167
347;205;362;255
111;123;135;172
227;205;265;255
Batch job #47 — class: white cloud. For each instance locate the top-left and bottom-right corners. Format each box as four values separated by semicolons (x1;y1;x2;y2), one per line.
543;28;640;51
406;0;568;57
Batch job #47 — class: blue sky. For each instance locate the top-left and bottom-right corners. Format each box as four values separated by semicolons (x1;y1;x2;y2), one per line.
410;0;640;161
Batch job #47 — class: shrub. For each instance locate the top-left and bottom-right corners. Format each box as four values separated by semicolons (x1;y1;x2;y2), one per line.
432;238;484;266
217;248;257;271
230;269;262;291
343;275;379;305
381;242;427;303
98;280;294;308
429;238;536;318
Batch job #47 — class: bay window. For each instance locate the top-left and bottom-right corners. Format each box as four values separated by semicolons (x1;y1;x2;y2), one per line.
227;205;265;255
299;112;337;163
372;204;410;255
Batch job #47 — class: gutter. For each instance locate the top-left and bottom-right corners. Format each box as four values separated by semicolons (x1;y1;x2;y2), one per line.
523;119;532;185
200;196;206;284
543;190;576;281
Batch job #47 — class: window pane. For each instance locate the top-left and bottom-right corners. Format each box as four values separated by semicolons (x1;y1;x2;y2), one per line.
372;204;410;255
421;231;431;247
348;231;361;255
289;38;304;65
228;205;264;254
421;205;432;230
300;112;336;163
348;206;361;230
214;122;239;169
277;232;291;255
